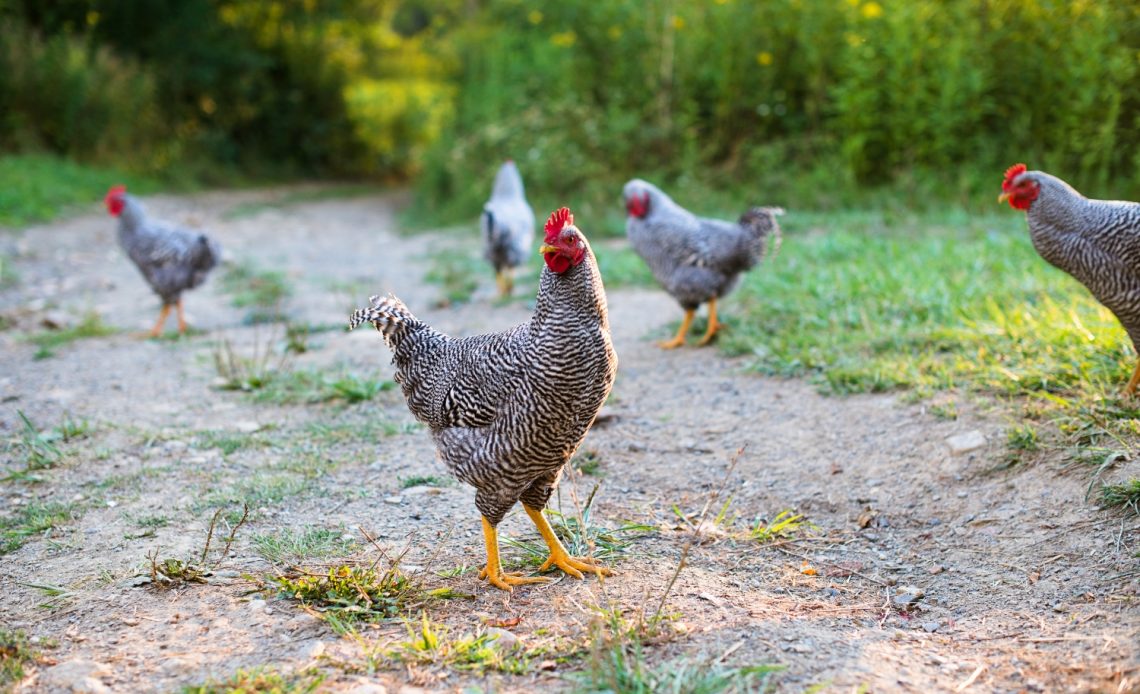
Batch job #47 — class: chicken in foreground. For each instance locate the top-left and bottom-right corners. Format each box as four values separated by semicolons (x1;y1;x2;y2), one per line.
623;179;782;348
481;161;536;297
1000;164;1140;395
349;207;618;591
105;185;220;337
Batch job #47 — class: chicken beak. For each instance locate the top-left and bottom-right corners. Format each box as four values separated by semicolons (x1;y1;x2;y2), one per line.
997;192;1010;204
539;243;559;255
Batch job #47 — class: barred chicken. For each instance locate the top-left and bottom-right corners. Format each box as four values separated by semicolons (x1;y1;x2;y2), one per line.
105;185;220;337
623;179;782;348
349;208;617;591
481;160;535;297
1000;164;1140;395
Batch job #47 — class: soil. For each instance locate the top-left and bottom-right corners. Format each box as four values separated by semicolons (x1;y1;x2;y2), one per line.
1;187;1138;693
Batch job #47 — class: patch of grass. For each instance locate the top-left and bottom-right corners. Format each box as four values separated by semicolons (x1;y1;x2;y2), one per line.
10;411;62;471
572;451;603;477
1007;424;1041;451
1100;479;1140;512
194;430;270;456
26;311;116;356
0;501;78;555
0;254;18;288
270;565;442;624
398;474;450;489
200;474;308;518
212;334;292;392
0;628;52;687
375;613;530;675
252;368;394;405
928;401;958;421
749;510;807;544
304;419;408;446
0;153;165;228
219;262;292;323
182;666;325;694
253;526;358;565
423;249;480;306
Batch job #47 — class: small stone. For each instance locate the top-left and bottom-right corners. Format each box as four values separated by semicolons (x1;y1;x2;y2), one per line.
235;421;261;433
628;442;646;452
790;642;813;653
486;627;522;652
248;598;268;613
928;565;945;575
383;496;403;505
923;621;940;633
402;486;442;496
946;430;986;455
1052;603;1066;613
40;310;71;330
894;585;925;608
307;641;326;659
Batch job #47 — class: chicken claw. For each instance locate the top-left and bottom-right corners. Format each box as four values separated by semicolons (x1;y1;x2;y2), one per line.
658;309;695;349
524;506;611;581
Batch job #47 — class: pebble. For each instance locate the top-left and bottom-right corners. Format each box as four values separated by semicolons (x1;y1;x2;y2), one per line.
946;430;986;455
893;585;925;608
235;421;261;433
923;621;941;633
384;496;403;505
486;627;522;652
628;441;646;452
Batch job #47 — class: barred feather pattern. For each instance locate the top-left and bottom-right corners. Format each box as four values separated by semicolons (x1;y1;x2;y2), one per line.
1019;171;1140;347
624;179;782;311
348;235;617;525
481;162;535;273
116;195;220;305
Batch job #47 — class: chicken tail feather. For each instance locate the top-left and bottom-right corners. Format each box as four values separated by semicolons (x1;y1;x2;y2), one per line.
348;294;417;340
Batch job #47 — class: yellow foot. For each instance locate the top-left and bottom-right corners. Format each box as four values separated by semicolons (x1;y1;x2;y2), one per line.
658;308;695;350
695;297;720;346
478;565;552;592
538;549;612;580
657;335;686;350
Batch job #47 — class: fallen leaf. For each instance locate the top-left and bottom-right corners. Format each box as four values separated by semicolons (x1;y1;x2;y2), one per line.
857;510;876;529
800;560;817;576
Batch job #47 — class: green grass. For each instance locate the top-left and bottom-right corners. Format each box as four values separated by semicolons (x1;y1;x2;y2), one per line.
1;501;79;555
0;154;166;228
219;263;293;323
594;244;656;289
27;311;117;357
399;474;450;489
0;628;50;687
252;526;357;565
1100;479;1140;512
423;249;482;306
182;666;324;694
375;613;530;675
221;184;378;220
749;510;808;545
269;565;458;624
252;368;395;405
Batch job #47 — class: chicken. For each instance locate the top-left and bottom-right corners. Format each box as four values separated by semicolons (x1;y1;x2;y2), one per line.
104;185;220;337
1000;163;1140;395
481;160;536;297
349;207;617;591
623;179;782;348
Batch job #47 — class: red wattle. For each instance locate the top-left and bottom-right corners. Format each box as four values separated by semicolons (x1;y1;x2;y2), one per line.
545;252;571;274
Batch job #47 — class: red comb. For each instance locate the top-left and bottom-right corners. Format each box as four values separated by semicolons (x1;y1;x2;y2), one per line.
1002;164;1027;191
544;207;574;241
105;184;126;203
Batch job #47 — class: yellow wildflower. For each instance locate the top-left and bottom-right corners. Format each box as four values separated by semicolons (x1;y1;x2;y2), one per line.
528;10;543;24
861;2;883;19
608;25;622;40
551;31;577;48
672;15;685;29
756;51;773;66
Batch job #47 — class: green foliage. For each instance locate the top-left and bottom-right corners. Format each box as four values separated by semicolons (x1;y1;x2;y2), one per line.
0;154;166;227
749;510;806;545
251;368;395;405
423;248;482;306
0;501;78;555
182;666;325;694
1100;479;1140;512
252;526;357;565
270;565;433;623
377;613;530;674
11;411;63;471
0;629;50;687
27;311;117;356
219;263;293;324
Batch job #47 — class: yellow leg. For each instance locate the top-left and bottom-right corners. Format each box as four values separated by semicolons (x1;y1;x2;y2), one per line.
478;516;551;592
658;309;695;349
495;270;514;298
1125;359;1140;397
696;297;720;346
148;304;172;338
176;298;188;334
523;505;611;580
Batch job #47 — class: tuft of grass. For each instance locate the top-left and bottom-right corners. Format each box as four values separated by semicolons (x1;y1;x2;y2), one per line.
1007;424;1041;451
27;311;116;357
398;474;450;489
0;628;52;687
252;368;394;405
194;430;270;456
182;666;325;694
252;526;358;566
572;451;603;477
749;510;807;544
219;262;292;323
199;474;308;519
423;249;480;306
0;501;78;555
212;333;292;392
270;565;445;623
1100;479;1140;512
375;613;530;675
10;411;62;471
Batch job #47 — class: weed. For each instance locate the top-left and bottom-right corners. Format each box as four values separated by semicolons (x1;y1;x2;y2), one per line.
11;411;62;471
749;510;807;544
270;565;431;623
219;262;292;323
928;401;958;421
1100;479;1140;512
182;666;325;694
0;501;78;555
377;613;530;674
252;368;394;405
1007;424;1041;451
398;475;450;489
572;451;603;476
253;526;358;565
144;505;249;588
0;628;52;687
27;311;116;354
194;430;270;456
212;332;292;392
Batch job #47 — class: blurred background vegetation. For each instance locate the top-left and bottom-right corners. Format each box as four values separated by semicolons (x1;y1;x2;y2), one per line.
2;0;1138;226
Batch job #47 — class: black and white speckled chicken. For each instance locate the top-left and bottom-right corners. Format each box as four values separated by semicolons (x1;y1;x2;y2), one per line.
481;161;535;297
1000;164;1140;395
623;179;782;348
104;185;220;336
349;207;617;591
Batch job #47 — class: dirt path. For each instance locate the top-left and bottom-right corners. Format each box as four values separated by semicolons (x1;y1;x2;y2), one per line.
1;189;1137;693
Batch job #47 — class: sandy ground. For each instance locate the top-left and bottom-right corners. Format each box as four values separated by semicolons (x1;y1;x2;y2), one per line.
1;188;1138;693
